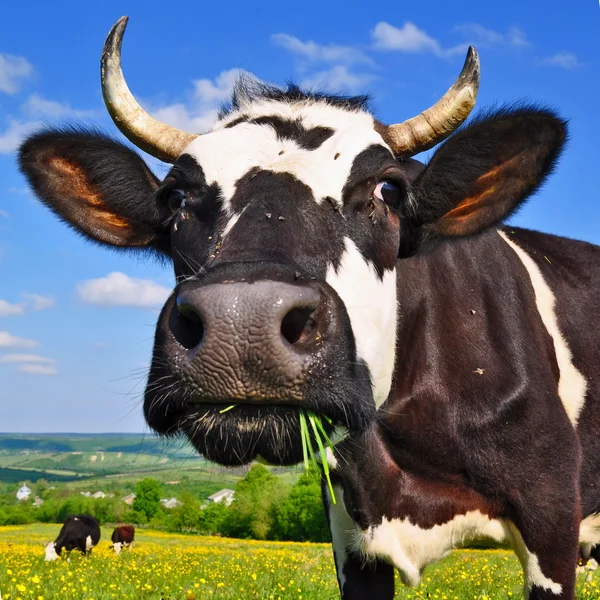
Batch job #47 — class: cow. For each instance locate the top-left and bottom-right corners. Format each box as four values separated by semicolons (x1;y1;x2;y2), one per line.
44;515;101;561
19;16;599;600
111;524;135;554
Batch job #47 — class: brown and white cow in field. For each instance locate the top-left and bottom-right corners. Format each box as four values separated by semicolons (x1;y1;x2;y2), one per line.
21;17;600;600
111;525;135;554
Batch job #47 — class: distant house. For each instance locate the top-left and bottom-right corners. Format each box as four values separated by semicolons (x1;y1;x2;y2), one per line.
207;489;235;506
122;493;136;505
32;496;44;507
91;491;106;499
160;497;182;509
16;485;31;501
80;491;91;497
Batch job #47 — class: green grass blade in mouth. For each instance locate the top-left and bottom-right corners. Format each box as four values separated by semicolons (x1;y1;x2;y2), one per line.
299;410;310;471
308;413;336;505
219;404;237;414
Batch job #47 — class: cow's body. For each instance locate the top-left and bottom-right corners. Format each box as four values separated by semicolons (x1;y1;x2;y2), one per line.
45;515;101;561
325;226;600;598
111;525;135;554
20;17;598;600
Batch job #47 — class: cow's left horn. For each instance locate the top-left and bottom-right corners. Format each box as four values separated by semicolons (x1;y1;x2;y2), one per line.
379;46;480;157
101;16;197;162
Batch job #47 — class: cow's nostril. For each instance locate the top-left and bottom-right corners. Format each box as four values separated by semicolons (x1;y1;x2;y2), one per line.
173;301;205;350
281;307;317;346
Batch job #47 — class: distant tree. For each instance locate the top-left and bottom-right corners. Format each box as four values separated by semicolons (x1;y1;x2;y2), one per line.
171;492;201;531
35;479;50;499
224;464;290;540
132;478;162;523
197;502;229;535
272;468;330;542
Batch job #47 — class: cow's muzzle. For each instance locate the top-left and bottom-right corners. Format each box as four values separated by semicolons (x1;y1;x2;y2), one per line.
165;278;330;403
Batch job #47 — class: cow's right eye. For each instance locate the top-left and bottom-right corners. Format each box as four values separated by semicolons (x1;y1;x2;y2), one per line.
166;189;186;213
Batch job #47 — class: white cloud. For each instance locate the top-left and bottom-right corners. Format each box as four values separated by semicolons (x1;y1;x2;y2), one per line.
454;24;531;48
0;209;8;218
77;272;171;308
272;34;372;66
8;186;29;196
372;21;444;55
17;363;57;375
507;27;530;48
0;293;55;317
22;293;55;312
22;93;99;119
150;69;245;134
0;331;38;348
0;354;55;364
372;21;531;59
0;300;25;317
539;52;581;69
0;119;42;154
0;53;33;94
301;66;376;94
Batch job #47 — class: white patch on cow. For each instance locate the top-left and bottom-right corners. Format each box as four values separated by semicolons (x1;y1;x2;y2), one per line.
326;484;357;593
580;513;600;545
85;535;93;551
507;523;563;597
181;100;391;219
498;231;588;425
326;238;397;406
361;511;508;587
113;541;122;555
73;517;79;521
45;542;58;561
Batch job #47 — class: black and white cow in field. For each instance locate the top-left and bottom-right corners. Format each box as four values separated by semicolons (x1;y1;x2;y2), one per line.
45;515;101;561
111;525;135;554
20;16;599;600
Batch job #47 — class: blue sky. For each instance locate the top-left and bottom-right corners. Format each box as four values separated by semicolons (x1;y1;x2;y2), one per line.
0;0;598;432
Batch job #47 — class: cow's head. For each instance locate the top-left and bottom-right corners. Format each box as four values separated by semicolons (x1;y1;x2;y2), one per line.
19;18;566;466
44;542;58;561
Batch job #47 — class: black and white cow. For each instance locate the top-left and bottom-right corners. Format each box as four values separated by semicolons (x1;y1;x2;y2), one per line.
45;515;101;561
21;17;599;600
111;524;135;554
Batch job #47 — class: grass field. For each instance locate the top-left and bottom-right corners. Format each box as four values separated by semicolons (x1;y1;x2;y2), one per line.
1;525;600;599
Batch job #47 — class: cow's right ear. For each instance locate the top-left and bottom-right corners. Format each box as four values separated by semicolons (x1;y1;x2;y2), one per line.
19;129;171;254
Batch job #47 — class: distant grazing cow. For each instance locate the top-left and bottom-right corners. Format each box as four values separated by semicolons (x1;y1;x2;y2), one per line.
45;515;101;561
22;16;600;600
111;525;135;554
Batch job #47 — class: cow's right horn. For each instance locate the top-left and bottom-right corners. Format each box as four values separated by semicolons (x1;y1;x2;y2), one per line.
101;16;197;163
378;46;480;157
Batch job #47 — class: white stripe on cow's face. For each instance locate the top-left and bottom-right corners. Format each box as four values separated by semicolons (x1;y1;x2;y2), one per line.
498;231;588;425
85;535;93;551
182;102;390;214
326;238;398;407
45;542;58;561
113;541;122;555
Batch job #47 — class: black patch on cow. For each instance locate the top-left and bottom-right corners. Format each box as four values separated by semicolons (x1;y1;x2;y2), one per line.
224;115;334;150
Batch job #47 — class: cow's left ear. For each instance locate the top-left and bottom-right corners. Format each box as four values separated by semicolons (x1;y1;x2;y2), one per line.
402;107;567;254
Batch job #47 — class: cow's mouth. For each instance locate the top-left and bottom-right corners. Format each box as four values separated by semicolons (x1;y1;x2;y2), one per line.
144;264;375;466
165;402;338;466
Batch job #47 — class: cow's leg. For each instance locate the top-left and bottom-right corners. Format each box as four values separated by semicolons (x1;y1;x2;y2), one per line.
323;483;394;600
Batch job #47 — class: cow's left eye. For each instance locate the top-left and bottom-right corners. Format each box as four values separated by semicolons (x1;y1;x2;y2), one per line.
374;181;401;207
